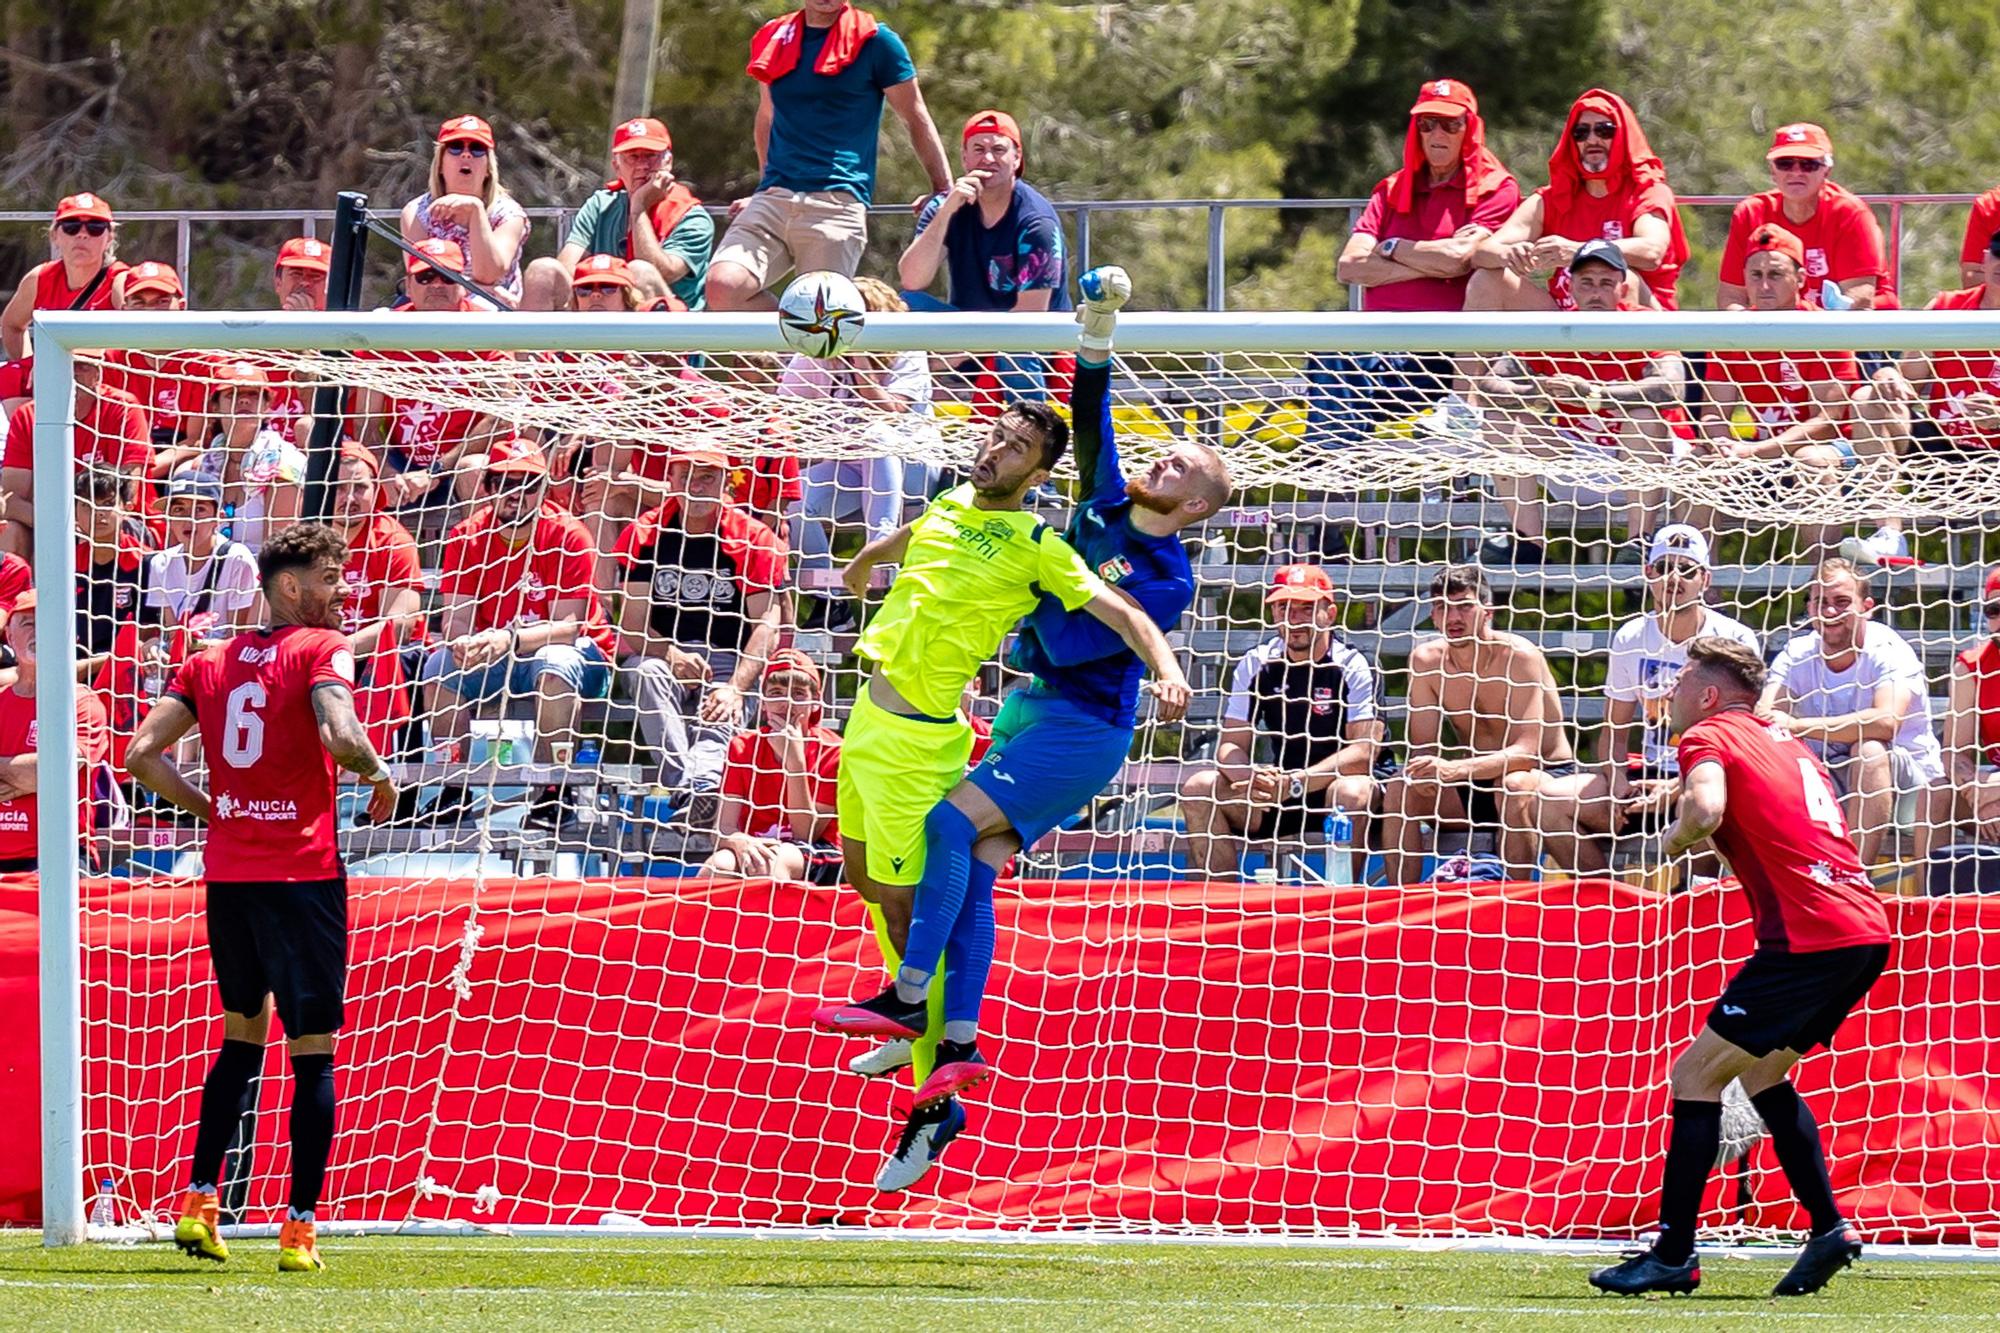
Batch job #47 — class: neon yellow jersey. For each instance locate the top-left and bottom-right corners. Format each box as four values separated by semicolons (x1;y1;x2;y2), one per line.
858;485;1106;717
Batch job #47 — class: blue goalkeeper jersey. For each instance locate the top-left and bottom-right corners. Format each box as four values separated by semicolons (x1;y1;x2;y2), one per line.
1006;358;1195;727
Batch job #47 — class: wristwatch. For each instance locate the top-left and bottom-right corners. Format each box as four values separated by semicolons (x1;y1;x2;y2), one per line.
1288;774;1306;800
1379;237;1401;260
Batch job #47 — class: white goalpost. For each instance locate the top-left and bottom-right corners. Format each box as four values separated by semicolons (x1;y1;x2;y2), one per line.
30;307;2000;1250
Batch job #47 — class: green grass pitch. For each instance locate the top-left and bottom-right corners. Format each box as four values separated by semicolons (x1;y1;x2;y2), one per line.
2;1232;1997;1331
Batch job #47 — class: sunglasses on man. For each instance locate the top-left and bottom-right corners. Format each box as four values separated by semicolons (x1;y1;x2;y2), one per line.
57;219;111;237
1570;121;1618;143
1416;116;1466;135
1772;157;1826;173
444;142;490;158
410;269;453;286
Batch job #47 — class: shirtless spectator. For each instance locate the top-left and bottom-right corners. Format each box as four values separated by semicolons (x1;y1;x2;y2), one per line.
701;649;844;883
1717;124;1890;311
176;361;304;553
1;194;128;414
614;450;786;801
1472;241;1687;561
1897;234;2000;452
524;116;710;313
1698;223;1914;560
1379;565;1578;885
1311;79;1519;447
1468;90;1688;312
401;114;530;307
1;353;151;556
1922;565;2000;859
705;0;952;311
1501;527;1760;876
1761;558;1943;865
1177;564;1383;882
354;239;504;534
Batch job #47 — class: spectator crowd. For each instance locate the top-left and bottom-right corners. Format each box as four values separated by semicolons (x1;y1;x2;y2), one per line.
9;3;2000;891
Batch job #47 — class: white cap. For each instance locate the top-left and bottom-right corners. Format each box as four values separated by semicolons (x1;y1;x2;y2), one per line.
1647;524;1712;570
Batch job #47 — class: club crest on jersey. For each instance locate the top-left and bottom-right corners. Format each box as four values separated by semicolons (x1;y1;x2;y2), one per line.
1098;555;1134;584
1600;221;1626;240
23;721;35;749
1311;685;1336;716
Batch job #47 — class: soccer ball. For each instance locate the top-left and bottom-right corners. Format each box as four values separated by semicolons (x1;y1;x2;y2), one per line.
777;271;866;359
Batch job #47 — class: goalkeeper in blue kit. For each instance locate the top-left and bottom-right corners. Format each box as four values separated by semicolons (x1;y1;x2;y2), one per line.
816;268;1233;1184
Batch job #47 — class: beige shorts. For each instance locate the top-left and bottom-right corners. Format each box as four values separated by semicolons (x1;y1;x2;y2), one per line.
712;189;868;291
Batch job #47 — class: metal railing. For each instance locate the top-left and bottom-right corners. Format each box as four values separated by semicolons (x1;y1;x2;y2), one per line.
4;192;1986;311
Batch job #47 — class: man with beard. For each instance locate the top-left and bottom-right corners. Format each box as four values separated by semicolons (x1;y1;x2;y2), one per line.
1468;88;1689;311
1761;558;1942;866
803;267;1193;1192
1179;563;1380;881
127;523;399;1274
1379;565;1578;885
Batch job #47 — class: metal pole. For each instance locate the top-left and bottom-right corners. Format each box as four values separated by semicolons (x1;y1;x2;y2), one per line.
175;220;192;304
1076;206;1093;278
1206;205;1226;312
301;191;368;523
1347;204;1367;311
32;328;84;1245
1888;200;1904;299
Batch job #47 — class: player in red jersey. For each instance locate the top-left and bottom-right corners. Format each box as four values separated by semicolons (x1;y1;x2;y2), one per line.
125;524;398;1274
1592;636;1889;1300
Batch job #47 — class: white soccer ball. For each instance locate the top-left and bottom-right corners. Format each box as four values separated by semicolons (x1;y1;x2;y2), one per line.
777;270;866;359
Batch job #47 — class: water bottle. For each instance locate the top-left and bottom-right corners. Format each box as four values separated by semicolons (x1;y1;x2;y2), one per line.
88;1179;117;1229
576;740;601;765
1324;808;1355;887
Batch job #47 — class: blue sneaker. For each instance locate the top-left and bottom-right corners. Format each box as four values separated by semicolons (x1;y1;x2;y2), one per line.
874;1098;967;1193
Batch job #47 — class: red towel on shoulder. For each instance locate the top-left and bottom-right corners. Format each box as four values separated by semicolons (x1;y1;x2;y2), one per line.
747;4;879;83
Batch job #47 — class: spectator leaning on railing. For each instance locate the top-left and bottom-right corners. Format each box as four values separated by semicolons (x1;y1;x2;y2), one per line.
1469;89;1688;312
400;114;530;308
898;109;1069;315
1;193;127;368
525;116;711;313
1716;124;1891;311
1313;78;1518;447
706;0;952;311
0;592;109;874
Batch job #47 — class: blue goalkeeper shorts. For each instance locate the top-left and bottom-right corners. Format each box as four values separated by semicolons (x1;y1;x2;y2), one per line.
966;684;1134;849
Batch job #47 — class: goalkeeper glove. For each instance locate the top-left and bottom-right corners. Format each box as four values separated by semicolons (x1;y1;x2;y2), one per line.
1076;265;1131;354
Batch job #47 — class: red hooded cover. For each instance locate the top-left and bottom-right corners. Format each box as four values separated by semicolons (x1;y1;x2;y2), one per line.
1539;89;1690;309
1385;82;1513;216
747;4;880;84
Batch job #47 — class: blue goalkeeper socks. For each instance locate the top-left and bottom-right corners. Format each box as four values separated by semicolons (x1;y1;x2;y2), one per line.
943;858;999;1032
895;801;978;1001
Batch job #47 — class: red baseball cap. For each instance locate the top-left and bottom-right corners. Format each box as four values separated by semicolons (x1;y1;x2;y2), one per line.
406;237;465;275
1767;123;1833;161
55;192;113;224
123;262;184;299
437;114;495;149
276;236;332;272
7;590;35;616
962;109;1022;153
1747;222;1806;269
572;254;635;289
611;117;671;153
1266;563;1335;604
1410;78;1477;118
487;437;550;477
1984;567;2000;600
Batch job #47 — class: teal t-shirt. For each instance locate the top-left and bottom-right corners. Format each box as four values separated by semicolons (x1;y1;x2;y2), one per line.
563;190;715;310
759;22;917;204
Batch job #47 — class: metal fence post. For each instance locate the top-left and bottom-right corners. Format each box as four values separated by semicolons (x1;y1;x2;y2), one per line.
1206;205;1226;312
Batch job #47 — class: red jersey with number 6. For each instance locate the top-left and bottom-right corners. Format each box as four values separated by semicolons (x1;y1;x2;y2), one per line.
1676;707;1890;954
167;625;355;881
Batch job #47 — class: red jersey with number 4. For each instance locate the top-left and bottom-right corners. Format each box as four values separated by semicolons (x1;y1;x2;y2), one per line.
168;625;355;881
1676;708;1890;954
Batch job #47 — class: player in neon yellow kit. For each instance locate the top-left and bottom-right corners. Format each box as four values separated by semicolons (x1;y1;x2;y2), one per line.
819;394;1190;1190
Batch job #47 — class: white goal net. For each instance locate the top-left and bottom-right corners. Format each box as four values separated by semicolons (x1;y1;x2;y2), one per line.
27;309;2000;1245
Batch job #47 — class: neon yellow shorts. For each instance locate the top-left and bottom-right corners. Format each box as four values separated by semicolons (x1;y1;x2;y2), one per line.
835;688;972;886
